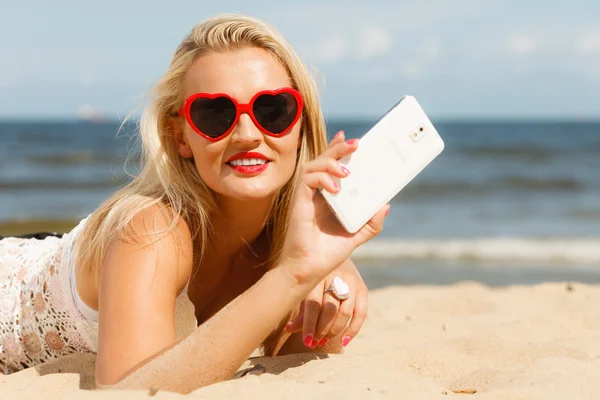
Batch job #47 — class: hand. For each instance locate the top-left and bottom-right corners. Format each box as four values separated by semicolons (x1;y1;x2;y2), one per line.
280;131;390;287
284;258;367;348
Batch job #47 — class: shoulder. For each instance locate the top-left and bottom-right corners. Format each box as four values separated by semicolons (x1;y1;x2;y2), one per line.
107;202;194;296
125;203;192;243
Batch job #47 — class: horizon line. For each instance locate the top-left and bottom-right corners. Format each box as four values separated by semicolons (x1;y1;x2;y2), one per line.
0;115;599;124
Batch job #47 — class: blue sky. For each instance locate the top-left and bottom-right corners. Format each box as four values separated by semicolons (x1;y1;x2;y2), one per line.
0;0;598;120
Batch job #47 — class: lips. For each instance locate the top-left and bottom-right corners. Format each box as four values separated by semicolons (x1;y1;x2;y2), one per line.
226;151;271;175
226;151;270;163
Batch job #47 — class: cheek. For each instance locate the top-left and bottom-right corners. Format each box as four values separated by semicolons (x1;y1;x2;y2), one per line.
186;132;224;179
274;133;301;178
280;143;298;166
194;153;217;180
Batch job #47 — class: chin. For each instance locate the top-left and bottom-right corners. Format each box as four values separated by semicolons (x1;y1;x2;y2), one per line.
216;181;282;202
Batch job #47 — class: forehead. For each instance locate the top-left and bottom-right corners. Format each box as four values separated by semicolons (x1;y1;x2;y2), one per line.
183;47;293;102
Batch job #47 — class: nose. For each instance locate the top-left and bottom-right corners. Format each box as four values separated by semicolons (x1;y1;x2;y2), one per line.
230;113;263;145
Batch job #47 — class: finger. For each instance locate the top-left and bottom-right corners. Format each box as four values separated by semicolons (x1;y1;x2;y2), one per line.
325;289;355;340
313;289;341;344
320;138;359;161
302;171;340;193
302;157;350;178
353;203;390;247
340;286;369;347
302;281;325;348
364;203;390;234
327;131;345;149
285;310;304;333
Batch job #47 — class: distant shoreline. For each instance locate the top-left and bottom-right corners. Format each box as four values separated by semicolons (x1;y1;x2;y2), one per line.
0;117;599;124
0;218;81;236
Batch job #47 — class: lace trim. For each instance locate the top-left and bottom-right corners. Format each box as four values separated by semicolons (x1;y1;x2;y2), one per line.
69;265;98;322
0;228;93;374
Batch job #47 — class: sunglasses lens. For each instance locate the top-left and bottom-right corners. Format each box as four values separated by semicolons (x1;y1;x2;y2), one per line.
189;96;237;138
253;92;299;135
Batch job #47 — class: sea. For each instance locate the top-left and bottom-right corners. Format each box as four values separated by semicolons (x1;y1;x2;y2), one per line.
1;119;599;287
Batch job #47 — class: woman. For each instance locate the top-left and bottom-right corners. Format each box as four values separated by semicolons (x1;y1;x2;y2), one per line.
0;14;388;393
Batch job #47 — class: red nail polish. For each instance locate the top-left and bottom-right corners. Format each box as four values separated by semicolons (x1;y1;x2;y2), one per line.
385;207;389;216
342;336;352;346
318;338;328;346
334;131;343;139
340;166;350;176
304;335;313;347
310;339;318;349
333;183;340;191
346;138;358;145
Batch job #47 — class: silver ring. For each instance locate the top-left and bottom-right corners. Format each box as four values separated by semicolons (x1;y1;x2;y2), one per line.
323;277;350;301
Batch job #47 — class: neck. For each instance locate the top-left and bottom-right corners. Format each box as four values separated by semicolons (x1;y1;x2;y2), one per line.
209;195;273;260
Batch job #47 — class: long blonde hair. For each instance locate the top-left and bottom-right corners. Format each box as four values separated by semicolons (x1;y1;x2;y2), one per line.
75;14;328;355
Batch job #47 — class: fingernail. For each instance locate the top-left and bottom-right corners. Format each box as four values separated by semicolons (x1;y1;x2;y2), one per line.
285;322;293;331
342;336;352;346
346;138;358;145
334;131;344;139
333;183;340;191
318;338;328;346
340;165;350;176
385;207;390;216
304;334;313;347
310;339;318;349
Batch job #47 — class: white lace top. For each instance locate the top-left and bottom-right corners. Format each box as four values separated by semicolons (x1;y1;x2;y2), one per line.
0;215;197;375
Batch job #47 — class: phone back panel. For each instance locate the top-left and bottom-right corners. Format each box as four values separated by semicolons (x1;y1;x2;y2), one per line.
321;96;444;233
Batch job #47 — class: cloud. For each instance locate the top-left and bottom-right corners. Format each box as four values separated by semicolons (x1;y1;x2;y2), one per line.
76;70;96;87
393;39;441;79
353;65;395;83
420;39;440;60
576;32;600;54
76;104;107;121
303;27;391;64
355;27;391;59
400;61;425;79
508;35;538;54
306;33;349;63
301;33;343;63
3;0;599;118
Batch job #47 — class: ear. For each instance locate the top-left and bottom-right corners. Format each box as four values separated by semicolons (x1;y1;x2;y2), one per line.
168;117;194;159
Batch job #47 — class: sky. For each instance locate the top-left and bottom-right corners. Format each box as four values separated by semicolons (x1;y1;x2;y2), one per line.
0;0;599;120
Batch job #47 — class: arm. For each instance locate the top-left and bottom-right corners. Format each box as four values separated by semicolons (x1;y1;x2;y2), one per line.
95;206;313;393
96;134;387;393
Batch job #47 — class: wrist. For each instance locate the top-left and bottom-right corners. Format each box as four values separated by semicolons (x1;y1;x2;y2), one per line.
272;258;321;297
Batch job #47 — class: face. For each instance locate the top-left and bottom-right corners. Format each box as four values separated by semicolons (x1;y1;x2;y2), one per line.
172;47;302;202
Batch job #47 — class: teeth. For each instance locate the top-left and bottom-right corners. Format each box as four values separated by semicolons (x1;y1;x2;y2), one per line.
230;158;267;166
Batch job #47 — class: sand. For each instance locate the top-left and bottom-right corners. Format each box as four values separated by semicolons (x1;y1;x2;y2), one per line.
2;281;599;399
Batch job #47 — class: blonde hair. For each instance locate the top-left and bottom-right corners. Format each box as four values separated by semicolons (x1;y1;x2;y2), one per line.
75;14;328;355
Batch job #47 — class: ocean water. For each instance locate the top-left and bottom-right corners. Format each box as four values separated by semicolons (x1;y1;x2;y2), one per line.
1;119;599;284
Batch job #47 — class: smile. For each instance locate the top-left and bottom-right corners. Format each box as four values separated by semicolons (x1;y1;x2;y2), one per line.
226;159;271;175
226;152;271;175
228;158;268;166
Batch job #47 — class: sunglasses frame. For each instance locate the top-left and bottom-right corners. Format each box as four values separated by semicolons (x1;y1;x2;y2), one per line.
177;87;303;142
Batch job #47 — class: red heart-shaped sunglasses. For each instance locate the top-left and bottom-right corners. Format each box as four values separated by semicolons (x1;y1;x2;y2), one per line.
177;87;303;141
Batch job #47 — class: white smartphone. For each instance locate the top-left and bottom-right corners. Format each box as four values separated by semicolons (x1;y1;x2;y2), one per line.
320;95;445;233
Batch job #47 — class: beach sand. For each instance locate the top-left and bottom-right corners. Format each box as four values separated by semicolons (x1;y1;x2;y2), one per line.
2;281;599;399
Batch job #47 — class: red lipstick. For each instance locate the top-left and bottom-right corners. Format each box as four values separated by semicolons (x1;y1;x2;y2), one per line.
226;151;270;175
